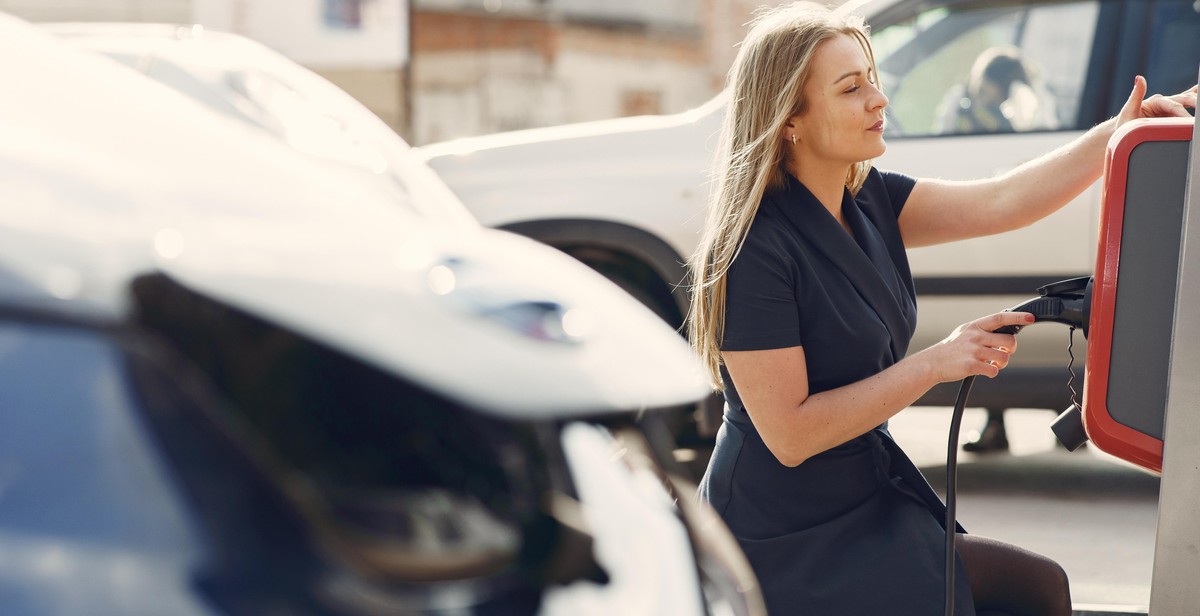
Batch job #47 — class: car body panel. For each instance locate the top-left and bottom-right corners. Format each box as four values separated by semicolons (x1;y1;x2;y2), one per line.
418;95;726;264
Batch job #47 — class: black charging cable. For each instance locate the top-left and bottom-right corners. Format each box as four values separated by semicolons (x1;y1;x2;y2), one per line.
944;316;1036;616
944;375;975;616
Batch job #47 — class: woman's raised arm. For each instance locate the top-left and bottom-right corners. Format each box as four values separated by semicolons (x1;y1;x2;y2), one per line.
897;77;1197;248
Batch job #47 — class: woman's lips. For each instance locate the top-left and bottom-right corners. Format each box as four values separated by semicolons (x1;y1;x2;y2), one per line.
869;120;885;132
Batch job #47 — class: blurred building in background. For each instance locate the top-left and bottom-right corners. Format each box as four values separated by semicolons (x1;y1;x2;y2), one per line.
0;0;411;136
0;0;763;144
193;0;410;136
193;0;408;135
0;0;190;21
413;0;720;144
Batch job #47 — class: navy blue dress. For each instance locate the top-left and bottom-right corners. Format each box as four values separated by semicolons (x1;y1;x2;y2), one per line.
698;168;975;615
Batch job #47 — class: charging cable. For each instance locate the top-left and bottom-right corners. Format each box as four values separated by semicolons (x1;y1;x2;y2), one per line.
944;376;975;616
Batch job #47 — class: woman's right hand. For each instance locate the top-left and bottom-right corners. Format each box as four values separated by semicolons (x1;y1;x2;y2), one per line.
918;311;1035;382
1115;76;1197;131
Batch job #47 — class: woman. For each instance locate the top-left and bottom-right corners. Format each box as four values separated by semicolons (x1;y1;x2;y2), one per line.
688;3;1196;614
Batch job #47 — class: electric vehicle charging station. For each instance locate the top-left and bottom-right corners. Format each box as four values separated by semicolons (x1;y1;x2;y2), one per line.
1021;68;1200;613
1079;106;1200;614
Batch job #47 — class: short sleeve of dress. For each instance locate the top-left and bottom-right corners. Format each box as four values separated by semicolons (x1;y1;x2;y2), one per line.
720;224;803;352
876;169;918;218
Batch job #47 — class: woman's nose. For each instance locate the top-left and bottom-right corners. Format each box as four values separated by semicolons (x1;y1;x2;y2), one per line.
869;83;889;110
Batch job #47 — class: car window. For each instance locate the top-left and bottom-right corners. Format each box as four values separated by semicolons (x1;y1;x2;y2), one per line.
1145;0;1200;98
874;0;1099;137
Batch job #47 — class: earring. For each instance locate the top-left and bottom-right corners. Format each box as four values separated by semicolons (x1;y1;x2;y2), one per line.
791;134;797;145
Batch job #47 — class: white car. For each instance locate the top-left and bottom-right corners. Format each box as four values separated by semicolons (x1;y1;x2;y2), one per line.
419;0;1200;435
3;14;761;615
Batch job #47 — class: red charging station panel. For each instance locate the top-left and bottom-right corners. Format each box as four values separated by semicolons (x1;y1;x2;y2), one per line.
1086;117;1195;473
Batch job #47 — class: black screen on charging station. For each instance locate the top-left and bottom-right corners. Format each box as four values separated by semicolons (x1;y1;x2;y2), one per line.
1108;139;1191;439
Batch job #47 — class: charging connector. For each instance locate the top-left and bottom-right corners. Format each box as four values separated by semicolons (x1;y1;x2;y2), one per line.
993;276;1092;336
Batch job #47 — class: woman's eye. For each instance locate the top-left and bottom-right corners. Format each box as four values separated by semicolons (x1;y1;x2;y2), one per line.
845;84;861;94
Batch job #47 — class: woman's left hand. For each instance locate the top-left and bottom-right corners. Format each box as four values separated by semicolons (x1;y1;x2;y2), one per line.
1116;76;1197;130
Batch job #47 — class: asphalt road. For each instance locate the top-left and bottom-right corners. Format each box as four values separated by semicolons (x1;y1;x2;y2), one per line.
677;407;1161;614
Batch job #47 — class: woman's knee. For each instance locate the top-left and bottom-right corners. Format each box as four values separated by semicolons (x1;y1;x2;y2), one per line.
957;533;1071;615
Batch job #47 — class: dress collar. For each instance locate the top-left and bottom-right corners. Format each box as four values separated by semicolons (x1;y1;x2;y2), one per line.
767;173;914;361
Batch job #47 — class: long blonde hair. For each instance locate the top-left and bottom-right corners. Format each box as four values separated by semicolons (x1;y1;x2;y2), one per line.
688;2;878;389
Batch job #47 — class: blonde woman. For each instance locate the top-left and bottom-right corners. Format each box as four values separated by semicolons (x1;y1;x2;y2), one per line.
689;3;1196;614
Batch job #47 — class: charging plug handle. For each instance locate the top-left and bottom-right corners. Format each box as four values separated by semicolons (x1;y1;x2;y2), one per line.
993;276;1092;336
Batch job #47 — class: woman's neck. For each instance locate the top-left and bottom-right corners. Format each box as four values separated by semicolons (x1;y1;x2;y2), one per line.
786;160;851;225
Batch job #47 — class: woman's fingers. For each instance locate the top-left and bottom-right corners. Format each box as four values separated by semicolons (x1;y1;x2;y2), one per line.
1162;85;1198;113
976;311;1035;333
972;336;1015;378
1171;83;1199;106
1117;77;1197;126
970;312;1027;375
928;312;1028;381
1144;93;1194;118
980;345;1012;370
1117;75;1149;126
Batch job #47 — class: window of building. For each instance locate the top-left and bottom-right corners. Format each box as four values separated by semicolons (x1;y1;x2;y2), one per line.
324;0;365;29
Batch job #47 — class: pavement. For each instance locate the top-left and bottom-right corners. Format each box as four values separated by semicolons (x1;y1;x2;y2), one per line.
892;407;1159;498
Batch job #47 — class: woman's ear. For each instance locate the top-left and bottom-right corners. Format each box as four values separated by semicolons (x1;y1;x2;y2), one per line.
784;115;802;144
